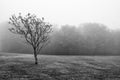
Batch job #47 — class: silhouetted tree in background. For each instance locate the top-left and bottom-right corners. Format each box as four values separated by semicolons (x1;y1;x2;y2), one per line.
50;23;111;55
2;21;120;55
81;23;110;55
8;13;52;64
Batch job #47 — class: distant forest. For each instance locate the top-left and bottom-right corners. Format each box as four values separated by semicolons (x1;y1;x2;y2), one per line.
1;22;120;55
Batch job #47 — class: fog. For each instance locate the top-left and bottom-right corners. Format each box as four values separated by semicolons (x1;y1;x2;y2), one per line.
1;22;120;55
0;0;120;29
0;0;120;55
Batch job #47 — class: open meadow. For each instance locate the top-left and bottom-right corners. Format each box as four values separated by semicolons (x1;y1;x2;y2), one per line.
0;52;120;80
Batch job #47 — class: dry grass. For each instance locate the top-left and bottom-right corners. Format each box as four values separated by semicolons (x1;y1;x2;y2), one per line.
0;52;120;80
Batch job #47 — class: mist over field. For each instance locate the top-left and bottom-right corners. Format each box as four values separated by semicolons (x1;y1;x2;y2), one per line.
1;22;120;55
1;0;120;80
0;0;120;55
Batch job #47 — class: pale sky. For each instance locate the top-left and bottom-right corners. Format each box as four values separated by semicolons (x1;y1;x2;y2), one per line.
0;0;120;29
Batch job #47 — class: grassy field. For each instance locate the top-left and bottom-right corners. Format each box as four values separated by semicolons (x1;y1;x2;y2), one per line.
0;53;120;80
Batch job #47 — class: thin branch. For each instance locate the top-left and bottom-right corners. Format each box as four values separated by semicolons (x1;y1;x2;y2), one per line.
9;13;52;54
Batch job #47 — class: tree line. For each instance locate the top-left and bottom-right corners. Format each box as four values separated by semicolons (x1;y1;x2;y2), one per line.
1;14;120;56
1;13;120;64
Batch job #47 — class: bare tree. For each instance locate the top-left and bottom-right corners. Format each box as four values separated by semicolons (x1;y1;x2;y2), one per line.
8;13;52;64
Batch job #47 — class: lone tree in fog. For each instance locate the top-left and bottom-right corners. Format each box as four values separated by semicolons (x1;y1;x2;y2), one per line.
8;13;52;64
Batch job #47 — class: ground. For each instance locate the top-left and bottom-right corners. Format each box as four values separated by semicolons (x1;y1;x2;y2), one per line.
0;53;120;80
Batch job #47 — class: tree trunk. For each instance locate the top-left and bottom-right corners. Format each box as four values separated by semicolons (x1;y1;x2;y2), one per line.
34;48;38;65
